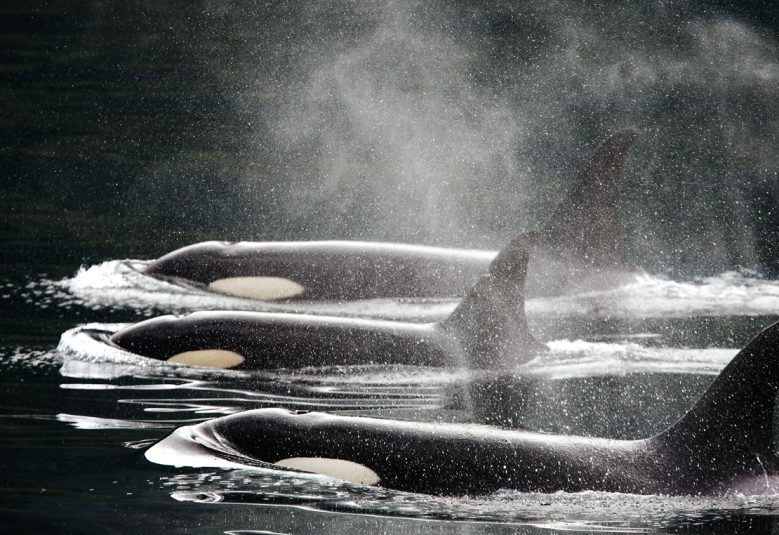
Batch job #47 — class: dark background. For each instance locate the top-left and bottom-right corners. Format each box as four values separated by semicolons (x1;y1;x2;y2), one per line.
2;0;776;279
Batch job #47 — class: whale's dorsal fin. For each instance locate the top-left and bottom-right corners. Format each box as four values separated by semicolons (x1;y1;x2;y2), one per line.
529;129;639;295
541;128;638;265
441;231;546;369
653;321;779;489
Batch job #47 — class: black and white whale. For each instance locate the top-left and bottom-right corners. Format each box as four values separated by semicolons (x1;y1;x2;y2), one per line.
145;320;779;496
110;232;546;370
143;130;639;301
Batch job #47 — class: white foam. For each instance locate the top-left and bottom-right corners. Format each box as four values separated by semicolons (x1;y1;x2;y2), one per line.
532;339;736;377
57;324;246;379
145;426;251;470
529;271;779;319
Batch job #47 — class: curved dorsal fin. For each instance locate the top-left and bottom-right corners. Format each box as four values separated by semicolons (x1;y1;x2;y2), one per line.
529;129;639;296
540;128;638;265
441;232;546;369
654;321;779;481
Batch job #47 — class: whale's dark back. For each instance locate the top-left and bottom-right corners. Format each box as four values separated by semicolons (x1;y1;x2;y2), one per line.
146;321;779;496
110;311;450;369
145;241;490;300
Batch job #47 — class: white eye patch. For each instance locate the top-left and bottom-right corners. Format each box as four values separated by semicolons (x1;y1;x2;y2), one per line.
208;276;305;300
168;349;245;369
274;457;380;485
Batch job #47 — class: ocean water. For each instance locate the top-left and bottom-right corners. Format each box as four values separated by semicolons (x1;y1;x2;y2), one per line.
2;260;779;533
3;1;778;533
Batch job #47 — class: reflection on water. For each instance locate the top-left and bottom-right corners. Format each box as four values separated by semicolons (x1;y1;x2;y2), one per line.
43;310;777;530
3;1;777;531
2;256;778;533
5;294;779;531
166;472;779;530
59;320;732;436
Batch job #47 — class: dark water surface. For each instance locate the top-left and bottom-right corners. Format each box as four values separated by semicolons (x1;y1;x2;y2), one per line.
2;1;778;533
5;250;779;533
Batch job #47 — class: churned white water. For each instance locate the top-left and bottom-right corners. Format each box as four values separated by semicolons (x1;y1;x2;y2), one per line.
41;260;779;321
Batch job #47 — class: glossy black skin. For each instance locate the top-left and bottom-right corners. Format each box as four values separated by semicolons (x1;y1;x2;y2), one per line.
110;310;452;369
151;321;779;496
145;241;491;300
144;130;640;300
204;408;649;495
112;233;545;370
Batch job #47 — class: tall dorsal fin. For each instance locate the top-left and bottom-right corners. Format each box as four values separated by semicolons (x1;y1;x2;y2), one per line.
527;129;640;296
539;129;638;267
654;321;779;475
441;232;547;369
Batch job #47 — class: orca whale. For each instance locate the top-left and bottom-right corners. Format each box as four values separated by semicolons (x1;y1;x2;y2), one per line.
145;320;779;496
110;232;546;370
143;130;639;301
